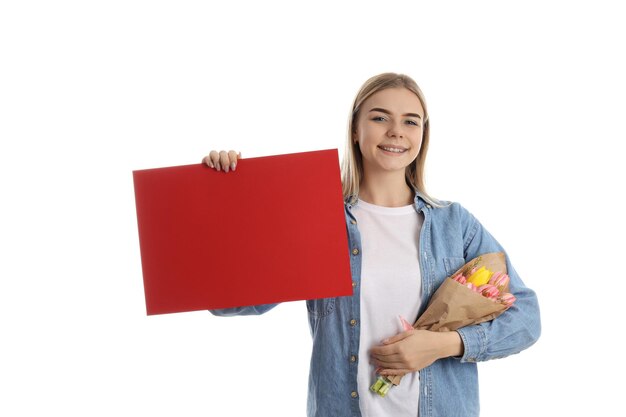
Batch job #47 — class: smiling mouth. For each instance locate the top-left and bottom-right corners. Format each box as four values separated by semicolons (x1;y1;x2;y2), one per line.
378;145;408;153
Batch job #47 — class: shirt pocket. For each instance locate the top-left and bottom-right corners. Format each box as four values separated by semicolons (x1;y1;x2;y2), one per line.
443;256;466;277
306;297;336;317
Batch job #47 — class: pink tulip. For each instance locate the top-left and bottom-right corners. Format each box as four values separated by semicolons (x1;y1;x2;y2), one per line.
398;315;414;331
488;271;501;284
452;274;467;284
488;272;510;292
478;284;499;299
499;293;516;307
466;282;479;293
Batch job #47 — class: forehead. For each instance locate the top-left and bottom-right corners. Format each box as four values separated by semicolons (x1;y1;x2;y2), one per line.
362;87;424;117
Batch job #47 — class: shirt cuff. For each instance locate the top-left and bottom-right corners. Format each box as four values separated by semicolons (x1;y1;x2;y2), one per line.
456;325;487;363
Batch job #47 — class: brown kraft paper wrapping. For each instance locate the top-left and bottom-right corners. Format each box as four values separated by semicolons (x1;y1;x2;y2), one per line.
387;252;509;386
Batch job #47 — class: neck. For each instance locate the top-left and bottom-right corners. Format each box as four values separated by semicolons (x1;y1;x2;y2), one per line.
359;169;415;207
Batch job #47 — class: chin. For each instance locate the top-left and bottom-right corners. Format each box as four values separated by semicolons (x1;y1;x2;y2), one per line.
379;163;409;172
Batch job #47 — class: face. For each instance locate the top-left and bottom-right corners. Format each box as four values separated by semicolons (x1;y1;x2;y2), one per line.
353;87;425;175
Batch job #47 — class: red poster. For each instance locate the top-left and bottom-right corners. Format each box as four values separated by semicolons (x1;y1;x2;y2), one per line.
133;149;353;315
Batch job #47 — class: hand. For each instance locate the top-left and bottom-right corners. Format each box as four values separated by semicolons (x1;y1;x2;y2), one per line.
202;150;242;173
369;330;463;377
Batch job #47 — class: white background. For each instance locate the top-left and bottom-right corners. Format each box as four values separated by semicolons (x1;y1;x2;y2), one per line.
1;1;624;415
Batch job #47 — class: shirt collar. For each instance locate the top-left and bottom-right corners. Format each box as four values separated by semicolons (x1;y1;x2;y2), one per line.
344;187;427;211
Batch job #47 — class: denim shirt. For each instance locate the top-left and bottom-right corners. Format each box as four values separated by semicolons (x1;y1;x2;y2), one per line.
210;190;541;417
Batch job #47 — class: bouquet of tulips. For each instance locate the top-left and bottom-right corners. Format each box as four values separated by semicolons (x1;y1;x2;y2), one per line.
370;252;516;398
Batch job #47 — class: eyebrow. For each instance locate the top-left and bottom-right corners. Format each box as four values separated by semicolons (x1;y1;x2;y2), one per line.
368;107;422;119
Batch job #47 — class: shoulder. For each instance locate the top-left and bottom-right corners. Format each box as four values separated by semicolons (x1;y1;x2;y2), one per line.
428;199;480;237
429;199;474;221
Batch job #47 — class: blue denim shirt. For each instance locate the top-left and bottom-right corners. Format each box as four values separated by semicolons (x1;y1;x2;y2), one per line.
210;190;541;417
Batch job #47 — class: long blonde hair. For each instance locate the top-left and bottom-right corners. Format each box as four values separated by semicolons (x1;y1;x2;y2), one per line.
341;72;444;208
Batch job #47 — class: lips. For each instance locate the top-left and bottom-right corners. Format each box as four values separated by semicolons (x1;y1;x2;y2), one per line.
378;145;408;153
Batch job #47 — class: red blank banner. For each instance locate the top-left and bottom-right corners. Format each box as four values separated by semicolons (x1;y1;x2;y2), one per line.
133;149;353;315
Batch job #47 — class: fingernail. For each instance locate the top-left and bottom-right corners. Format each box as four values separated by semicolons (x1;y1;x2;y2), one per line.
224;165;229;173
209;163;214;168
216;164;220;171
231;162;236;171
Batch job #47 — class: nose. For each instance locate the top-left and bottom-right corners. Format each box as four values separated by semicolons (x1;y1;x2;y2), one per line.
387;120;404;138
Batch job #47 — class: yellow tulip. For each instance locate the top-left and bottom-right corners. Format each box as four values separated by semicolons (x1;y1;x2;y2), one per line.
467;266;493;287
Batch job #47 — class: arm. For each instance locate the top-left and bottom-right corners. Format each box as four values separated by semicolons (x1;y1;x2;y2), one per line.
209;303;279;317
455;206;541;363
370;329;464;377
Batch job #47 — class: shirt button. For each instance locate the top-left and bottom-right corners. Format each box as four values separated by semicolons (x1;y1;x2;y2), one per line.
351;391;358;398
352;248;359;255
350;355;357;362
350;219;357;224
352;281;357;288
350;319;357;326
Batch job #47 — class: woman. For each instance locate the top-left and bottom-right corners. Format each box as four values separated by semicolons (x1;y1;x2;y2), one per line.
205;73;540;417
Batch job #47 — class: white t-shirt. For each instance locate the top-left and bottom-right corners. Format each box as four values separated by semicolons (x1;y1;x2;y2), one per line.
354;198;423;417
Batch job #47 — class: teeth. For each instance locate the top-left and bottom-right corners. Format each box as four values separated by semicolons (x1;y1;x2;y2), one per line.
380;146;405;153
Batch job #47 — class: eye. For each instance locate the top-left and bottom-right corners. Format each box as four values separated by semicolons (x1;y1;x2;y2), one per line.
406;120;420;126
372;116;386;122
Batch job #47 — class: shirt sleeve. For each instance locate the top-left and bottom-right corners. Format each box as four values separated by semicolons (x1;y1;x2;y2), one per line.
454;204;541;363
209;303;279;316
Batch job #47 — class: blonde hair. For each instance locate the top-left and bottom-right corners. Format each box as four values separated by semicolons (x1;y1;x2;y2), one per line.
341;72;445;208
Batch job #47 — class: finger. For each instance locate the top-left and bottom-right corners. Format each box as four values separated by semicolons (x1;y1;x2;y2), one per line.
202;155;214;168
370;342;401;356
370;347;396;359
373;359;397;370
376;368;413;376
219;151;230;173
382;330;413;345
379;369;410;378
370;334;404;353
372;355;403;367
209;150;219;170
374;355;406;367
228;150;238;171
